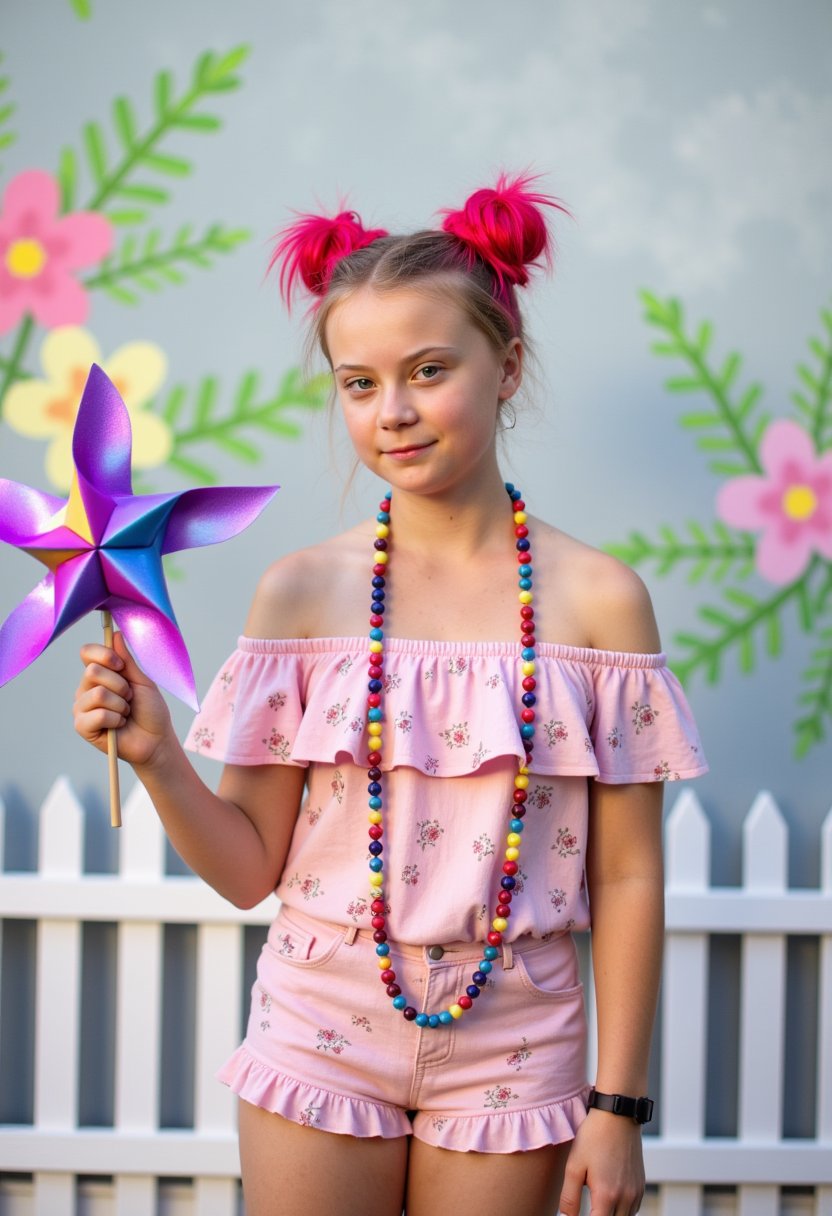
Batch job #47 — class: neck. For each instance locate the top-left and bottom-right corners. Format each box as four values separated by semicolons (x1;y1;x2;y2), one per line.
382;470;514;562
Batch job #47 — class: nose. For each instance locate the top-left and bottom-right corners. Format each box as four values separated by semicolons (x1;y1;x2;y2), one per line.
377;384;418;429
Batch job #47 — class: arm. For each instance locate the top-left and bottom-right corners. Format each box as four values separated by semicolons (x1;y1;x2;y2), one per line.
73;559;308;909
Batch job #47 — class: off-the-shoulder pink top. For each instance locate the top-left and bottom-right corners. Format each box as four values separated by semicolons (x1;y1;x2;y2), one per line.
185;637;707;944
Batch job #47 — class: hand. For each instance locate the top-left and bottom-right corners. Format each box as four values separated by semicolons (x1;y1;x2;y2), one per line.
559;1108;645;1216
74;631;175;770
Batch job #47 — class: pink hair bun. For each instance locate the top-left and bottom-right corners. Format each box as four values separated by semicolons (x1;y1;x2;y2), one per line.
440;172;566;290
270;209;388;305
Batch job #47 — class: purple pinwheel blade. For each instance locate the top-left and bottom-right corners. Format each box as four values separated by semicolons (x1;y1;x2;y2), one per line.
104;494;179;549
0;479;68;545
162;485;279;555
73;364;133;497
52;551;108;636
110;600;199;710
0;574;58;686
99;548;176;618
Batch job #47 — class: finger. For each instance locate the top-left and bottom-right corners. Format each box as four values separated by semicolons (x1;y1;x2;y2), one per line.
75;684;132;722
79;642;125;672
558;1171;584;1216
112;630;155;688
76;661;133;701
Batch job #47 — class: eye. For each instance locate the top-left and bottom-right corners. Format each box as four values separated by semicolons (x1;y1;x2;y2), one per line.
345;376;375;393
415;364;441;381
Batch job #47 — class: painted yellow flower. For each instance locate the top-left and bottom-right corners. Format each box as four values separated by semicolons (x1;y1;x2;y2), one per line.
3;326;172;490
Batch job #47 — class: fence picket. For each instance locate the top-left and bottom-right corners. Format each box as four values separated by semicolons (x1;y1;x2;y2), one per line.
738;793;787;1216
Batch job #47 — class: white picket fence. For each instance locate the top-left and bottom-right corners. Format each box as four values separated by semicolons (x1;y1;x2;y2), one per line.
0;780;830;1216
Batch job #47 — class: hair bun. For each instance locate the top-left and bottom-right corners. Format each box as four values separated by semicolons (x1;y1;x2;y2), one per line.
440;172;565;289
269;209;388;305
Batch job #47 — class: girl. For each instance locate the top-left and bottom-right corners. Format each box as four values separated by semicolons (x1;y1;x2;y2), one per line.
74;174;707;1216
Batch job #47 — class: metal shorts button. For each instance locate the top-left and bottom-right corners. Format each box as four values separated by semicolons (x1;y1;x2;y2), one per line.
427;945;445;961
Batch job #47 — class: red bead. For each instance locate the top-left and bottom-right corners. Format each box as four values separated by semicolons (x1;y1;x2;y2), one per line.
498;890;512;903
369;825;383;839
386;984;401;997
372;915;386;929
522;618;535;632
380;498;391;511
373;563;387;576
458;995;473;1010
496;904;511;918
521;708;535;723
515;524;529;538
371;898;386;913
503;861;518;876
381;968;396;983
368;693;381;708
370;615;384;628
367;751;381;765
487;930;503;946
373;930;387;944
369;665;383;680
514;499;525;510
521;634;534;648
368;652;384;666
522;676;536;691
513;789;527;803
521;605;534;619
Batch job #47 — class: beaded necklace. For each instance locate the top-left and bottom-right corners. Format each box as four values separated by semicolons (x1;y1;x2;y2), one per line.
364;482;536;1028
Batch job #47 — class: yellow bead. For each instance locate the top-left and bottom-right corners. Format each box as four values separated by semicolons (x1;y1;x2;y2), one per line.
507;832;522;848
519;765;529;775
369;811;382;824
369;639;383;653
369;872;384;887
505;847;520;862
514;511;527;524
376;523;390;538
375;550;389;564
373;736;384;752
368;721;382;735
514;774;529;789
377;955;390;969
492;917;508;933
521;661;535;676
518;590;533;605
449;1004;463;1019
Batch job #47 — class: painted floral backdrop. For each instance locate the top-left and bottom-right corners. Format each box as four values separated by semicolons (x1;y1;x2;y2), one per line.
608;293;832;757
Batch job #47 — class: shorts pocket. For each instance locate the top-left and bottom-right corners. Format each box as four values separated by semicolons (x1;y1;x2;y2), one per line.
514;938;584;1001
264;910;346;969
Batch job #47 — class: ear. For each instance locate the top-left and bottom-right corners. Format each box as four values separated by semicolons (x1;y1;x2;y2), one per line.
497;338;523;400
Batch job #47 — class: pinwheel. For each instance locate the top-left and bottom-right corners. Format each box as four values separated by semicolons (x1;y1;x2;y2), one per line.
0;363;278;824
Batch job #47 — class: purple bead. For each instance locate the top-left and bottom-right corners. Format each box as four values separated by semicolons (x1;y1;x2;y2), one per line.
403;1006;417;1021
466;985;480;999
373;538;388;551
472;971;487;986
501;876;516;890
368;679;383;693
369;841;383;856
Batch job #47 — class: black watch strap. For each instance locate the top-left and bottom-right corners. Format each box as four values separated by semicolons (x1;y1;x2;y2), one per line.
587;1087;654;1125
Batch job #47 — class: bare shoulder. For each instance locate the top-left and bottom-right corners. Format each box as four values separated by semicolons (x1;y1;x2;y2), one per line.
244;523;373;639
534;520;661;654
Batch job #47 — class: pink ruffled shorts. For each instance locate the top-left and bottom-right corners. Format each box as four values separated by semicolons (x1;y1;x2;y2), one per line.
219;903;590;1153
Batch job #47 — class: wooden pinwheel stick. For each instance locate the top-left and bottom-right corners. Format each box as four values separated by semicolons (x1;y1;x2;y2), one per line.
101;610;122;829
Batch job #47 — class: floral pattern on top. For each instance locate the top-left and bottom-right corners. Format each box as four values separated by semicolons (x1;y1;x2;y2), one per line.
631;701;659;733
472;832;495;861
315;1028;350;1054
262;729;290;760
447;657;469;676
506;1037;532;1071
607;726;623;751
337;656;354;676
286;873;324;900
298;1104;321;1128
543;720;569;746
424;755;439;774
351;1015;372;1033
527;783;553;809
553;827;580;857
330;769;345;803
324;699;350;727
396;710;413;733
549;887;567;912
268;691;287;710
345;897;368;922
191;727;214;752
416;819;444;850
654;760;681;781
484;1085;518;1109
440;721;470;749
401;863;420;885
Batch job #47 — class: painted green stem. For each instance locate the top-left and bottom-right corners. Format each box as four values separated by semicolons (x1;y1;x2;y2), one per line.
675;333;763;475
0;313;34;408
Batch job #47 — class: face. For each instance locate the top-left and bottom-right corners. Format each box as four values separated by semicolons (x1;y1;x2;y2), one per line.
325;284;522;497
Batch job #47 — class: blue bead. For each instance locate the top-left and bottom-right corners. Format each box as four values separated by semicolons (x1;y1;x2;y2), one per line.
516;538;530;551
519;564;532;577
521;647;536;661
522;693;536;707
472;971;488;985
510;819;525;833
415;1013;429;1027
466;985;480;999
519;578;532;590
439;1011;453;1025
479;960;493;974
392;995;407;1010
505;481;515;493
369;796;382;810
369;841;383;856
369;628;384;642
369;857;383;872
368;781;382;795
368;708;382;722
428;1014;441;1028
372;575;385;588
501;875;516;889
368;679;383;693
385;488;392;498
371;603;385;616
372;588;385;600
483;946;499;960
521;723;535;739
377;512;390;524
376;943;390;957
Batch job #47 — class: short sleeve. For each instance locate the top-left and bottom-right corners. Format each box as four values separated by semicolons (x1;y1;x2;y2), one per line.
588;655;707;783
183;640;307;766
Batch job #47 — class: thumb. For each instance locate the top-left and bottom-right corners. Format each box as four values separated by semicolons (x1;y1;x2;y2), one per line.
112;631;156;688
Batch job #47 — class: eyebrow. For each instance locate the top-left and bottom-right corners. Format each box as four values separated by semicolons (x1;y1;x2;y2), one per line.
334;346;459;373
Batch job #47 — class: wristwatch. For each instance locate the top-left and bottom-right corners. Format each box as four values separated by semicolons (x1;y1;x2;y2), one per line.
587;1088;654;1125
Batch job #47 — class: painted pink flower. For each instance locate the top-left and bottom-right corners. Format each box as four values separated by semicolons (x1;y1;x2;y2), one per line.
0;170;113;333
716;420;832;584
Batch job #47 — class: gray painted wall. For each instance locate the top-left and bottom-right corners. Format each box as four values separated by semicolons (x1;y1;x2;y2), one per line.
1;0;830;890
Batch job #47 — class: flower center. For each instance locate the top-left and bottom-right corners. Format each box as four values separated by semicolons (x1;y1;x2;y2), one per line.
46;367;91;425
6;238;47;279
782;484;818;521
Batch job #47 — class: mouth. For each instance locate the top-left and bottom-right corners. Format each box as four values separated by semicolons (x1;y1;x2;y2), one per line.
383;442;436;459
